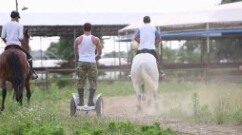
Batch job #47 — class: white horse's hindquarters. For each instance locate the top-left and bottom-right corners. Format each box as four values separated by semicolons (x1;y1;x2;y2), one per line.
131;53;159;93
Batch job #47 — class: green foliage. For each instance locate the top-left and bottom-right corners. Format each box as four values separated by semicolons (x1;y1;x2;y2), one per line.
47;36;74;60
192;93;212;123
162;47;177;63
97;81;135;96
55;75;72;89
177;41;202;63
214;98;231;125
2;80;242;134
23;125;64;135
233;109;242;125
0;106;63;135
73;121;179;135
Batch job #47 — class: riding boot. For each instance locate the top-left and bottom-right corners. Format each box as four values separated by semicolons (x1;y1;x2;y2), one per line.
88;88;96;106
78;88;84;106
157;62;165;80
28;59;38;80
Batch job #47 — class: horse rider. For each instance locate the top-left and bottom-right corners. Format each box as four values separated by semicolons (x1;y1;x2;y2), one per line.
1;10;38;80
134;16;165;79
74;22;102;106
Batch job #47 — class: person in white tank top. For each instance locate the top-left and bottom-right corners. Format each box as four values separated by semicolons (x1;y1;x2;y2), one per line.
1;10;38;80
134;16;165;79
74;22;102;106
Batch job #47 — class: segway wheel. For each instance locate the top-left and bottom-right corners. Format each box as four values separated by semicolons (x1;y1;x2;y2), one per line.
95;95;103;116
70;97;76;116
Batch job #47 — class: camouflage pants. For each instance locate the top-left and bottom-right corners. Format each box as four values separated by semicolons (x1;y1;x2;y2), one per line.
77;62;98;90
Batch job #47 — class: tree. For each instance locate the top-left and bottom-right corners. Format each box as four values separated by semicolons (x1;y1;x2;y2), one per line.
179;0;242;63
47;36;74;60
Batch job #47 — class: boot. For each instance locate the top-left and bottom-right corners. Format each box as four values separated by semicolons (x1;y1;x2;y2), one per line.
28;59;38;80
157;62;165;80
30;69;38;80
78;88;84;106
88;88;96;106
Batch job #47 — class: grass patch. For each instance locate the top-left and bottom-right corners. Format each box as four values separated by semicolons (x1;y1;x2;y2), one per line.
1;79;242;134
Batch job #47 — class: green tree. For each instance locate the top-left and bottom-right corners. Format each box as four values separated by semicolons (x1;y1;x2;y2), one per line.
179;0;242;63
162;47;177;63
47;36;74;60
176;40;201;63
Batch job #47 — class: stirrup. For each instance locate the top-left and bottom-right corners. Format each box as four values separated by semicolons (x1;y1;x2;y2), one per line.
30;70;38;80
159;73;166;80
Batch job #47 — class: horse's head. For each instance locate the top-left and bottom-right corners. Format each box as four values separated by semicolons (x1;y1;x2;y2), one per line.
24;29;30;39
22;29;30;51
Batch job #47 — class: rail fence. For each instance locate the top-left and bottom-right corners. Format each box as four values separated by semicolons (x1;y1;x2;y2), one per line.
32;62;242;90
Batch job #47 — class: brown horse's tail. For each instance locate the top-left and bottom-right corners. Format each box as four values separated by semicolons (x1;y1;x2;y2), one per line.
7;51;24;97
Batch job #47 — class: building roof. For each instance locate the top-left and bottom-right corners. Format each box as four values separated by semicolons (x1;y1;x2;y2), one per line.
119;2;242;32
0;12;159;37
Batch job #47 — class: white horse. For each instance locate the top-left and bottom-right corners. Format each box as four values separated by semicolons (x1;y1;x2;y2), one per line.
131;53;159;111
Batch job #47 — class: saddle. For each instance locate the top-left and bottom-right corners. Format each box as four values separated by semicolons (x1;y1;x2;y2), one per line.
139;49;151;53
5;45;22;51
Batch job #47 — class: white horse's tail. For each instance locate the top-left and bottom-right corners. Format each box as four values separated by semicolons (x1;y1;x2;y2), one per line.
141;65;156;92
131;53;159;94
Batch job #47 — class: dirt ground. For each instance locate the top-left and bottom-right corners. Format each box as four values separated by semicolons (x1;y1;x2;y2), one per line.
103;95;242;135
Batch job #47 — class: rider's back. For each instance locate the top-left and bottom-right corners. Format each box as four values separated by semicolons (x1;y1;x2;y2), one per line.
1;21;23;46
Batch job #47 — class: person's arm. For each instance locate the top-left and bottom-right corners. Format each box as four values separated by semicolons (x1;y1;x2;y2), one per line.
93;37;102;61
1;25;7;44
19;25;24;45
134;29;140;43
74;36;82;56
154;29;161;45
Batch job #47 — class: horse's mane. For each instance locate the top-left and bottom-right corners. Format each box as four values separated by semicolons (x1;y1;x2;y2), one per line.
22;29;30;51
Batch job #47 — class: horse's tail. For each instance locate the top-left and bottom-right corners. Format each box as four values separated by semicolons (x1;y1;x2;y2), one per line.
7;51;24;90
141;65;157;92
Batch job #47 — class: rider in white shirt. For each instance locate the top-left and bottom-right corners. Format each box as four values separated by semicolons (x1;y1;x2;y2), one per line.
1;10;38;80
134;16;165;79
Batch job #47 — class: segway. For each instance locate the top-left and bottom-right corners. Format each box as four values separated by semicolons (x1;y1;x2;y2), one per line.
70;93;103;116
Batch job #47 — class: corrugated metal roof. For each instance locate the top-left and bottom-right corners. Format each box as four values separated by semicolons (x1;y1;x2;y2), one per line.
0;12;159;36
119;2;242;32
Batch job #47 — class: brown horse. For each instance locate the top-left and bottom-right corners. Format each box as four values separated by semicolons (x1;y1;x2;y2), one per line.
0;30;31;111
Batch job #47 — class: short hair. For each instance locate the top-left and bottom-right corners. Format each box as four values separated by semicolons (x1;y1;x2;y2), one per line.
143;16;151;23
10;10;20;18
83;22;92;31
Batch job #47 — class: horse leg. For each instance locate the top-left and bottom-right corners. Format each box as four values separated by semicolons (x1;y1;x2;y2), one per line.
25;81;31;108
153;91;158;109
1;80;7;111
137;94;141;112
141;84;146;101
133;83;142;112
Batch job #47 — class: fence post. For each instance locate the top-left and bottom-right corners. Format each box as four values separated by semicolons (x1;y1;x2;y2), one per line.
45;68;49;90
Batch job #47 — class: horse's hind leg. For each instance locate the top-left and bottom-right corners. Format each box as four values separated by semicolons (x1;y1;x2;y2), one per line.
25;81;31;107
137;94;141;112
133;83;142;111
1;81;7;111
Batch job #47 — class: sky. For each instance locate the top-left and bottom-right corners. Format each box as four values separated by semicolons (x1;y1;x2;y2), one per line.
0;0;222;53
0;0;222;13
